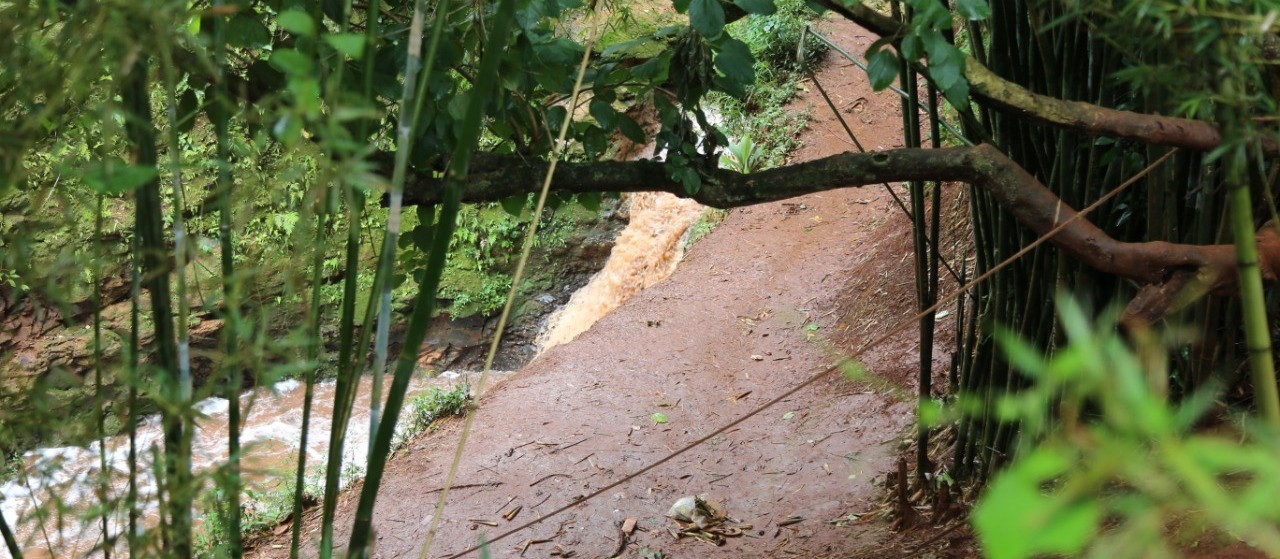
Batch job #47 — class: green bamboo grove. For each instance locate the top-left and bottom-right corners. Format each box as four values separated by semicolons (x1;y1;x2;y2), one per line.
3;0;1280;557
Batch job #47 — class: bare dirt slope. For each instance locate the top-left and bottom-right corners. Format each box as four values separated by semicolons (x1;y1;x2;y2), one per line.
253;18;961;559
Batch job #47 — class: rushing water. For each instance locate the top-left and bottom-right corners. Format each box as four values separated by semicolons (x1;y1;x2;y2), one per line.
0;188;704;558
537;192;704;351
0;371;493;559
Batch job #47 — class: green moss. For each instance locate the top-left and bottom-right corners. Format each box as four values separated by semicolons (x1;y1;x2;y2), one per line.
597;2;683;54
683;208;729;251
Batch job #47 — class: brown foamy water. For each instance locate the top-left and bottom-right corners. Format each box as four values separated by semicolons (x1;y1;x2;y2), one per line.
0;371;491;558
537;192;703;351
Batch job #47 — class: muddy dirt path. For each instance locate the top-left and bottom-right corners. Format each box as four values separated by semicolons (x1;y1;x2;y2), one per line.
253;18;962;559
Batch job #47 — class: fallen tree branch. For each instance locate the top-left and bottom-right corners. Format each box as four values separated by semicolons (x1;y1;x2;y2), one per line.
406;144;1280;321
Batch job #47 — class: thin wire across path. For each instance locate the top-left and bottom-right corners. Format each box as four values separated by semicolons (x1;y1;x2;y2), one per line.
436;149;1179;558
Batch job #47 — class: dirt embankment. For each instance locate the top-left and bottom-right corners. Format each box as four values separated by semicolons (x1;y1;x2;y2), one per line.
253;18;967;559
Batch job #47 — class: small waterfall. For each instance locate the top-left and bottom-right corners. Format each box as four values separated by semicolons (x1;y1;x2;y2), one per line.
536;192;705;352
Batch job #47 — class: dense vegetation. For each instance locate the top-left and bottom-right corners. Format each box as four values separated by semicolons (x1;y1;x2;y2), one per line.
4;0;1280;557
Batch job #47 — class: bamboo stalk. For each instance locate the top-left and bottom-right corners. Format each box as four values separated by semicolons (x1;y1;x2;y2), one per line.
210;0;243;554
346;0;517;554
120;54;190;556
0;510;21;559
126;233;141;555
319;1;451;556
87;193;111;557
1225;140;1280;426
159;38;197;555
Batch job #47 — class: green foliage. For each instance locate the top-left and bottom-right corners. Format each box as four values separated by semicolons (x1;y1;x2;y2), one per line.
867;0;987;108
719;134;766;173
972;296;1280;558
706;0;823;172
865;47;900;91
195;481;298;558
682;208;729;251
732;0;828;79
393;384;472;450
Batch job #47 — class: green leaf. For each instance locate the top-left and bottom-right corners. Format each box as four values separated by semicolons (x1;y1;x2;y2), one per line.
733;0;776;15
601;37;658;58
268;48;314;76
617;115;647;143
410;223;436;251
673;0;692;13
272;114;303;144
714;38;755;96
583;125;608;157
922;31;963;90
942;79;970;113
80;158;157;196
900;32;924;61
689;0;726;38
955;0;992;20
227;13;272;48
277;9;316;37
578;192;602;212
674;164;701;195
589;98;618;129
288;76;322;114
545;105;568;136
782;411;795;420
499;195;527;217
973;447;1099;559
325;33;366;59
865;48;899;91
918;399;944;427
651;412;669;424
631;54;671;82
995;327;1048;379
175;88;199;134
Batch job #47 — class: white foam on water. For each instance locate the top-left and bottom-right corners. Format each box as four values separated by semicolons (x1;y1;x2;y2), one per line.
0;370;494;558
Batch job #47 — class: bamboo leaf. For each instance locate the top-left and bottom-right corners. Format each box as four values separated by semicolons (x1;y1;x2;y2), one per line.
227;13;271;48
326;33;367;59
277;9;316;37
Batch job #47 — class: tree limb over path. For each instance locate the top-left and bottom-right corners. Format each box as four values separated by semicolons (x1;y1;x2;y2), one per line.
811;0;1279;155
406;144;1280;322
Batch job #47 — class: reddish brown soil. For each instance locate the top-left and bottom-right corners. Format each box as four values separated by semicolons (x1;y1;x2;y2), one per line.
251;18;964;559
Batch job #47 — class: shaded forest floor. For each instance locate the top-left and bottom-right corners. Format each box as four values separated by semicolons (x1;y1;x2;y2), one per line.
250;18;974;559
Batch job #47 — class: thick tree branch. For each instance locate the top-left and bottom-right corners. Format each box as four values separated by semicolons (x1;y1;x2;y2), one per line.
407;145;1280;321
811;0;1278;155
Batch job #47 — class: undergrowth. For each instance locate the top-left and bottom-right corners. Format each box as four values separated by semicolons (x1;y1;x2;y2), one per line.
392;383;472;451
193;382;470;555
682;209;729;252
710;0;829;169
196;482;297;558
